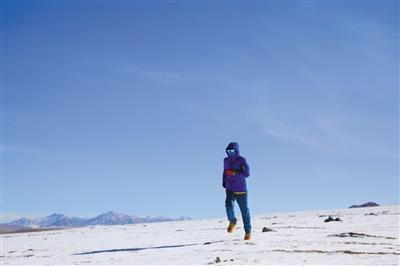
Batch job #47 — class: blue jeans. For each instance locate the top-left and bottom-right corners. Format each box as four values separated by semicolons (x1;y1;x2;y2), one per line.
225;190;251;233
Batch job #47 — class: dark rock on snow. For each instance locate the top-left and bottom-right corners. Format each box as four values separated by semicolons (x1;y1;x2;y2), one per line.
349;202;380;208
328;232;396;239
324;216;342;222
262;227;276;232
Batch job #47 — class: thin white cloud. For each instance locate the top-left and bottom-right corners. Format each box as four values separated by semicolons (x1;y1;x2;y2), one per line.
248;106;397;159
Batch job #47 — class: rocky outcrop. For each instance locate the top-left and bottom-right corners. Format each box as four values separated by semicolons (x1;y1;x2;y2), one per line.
349;202;379;208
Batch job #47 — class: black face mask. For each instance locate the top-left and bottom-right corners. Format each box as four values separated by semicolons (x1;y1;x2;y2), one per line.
226;149;236;157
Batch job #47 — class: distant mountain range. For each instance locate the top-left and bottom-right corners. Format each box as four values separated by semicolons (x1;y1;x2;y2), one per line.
3;211;191;229
3;202;380;232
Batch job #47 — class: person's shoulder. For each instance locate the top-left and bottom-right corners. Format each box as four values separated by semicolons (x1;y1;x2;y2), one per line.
238;155;247;161
224;157;229;161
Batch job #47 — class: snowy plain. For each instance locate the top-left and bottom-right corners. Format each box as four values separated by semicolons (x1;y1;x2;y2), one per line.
1;205;399;265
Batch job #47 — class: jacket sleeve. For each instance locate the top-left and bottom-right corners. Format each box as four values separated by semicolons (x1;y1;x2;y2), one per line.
241;158;250;178
222;159;227;188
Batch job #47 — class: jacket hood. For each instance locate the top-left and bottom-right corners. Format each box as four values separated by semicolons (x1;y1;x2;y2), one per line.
226;142;240;157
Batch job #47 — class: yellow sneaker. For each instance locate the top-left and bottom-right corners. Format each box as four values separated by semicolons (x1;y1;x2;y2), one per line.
244;232;251;240
227;222;236;233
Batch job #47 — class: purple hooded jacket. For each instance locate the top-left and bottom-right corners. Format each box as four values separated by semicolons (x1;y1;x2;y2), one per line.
222;142;250;192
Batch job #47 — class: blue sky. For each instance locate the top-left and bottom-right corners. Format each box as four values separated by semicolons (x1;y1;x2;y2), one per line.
2;1;398;222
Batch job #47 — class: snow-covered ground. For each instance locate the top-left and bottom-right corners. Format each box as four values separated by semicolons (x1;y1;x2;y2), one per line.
1;205;399;265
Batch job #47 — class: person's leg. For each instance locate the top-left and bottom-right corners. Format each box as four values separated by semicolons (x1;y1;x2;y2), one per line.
237;193;251;233
225;191;237;224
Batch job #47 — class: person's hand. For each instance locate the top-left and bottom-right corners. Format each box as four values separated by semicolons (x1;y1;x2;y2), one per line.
225;169;237;176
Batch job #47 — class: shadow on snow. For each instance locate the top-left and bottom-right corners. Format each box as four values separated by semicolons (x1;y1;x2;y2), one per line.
73;243;199;255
